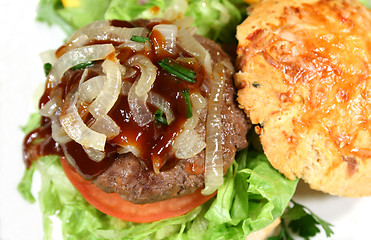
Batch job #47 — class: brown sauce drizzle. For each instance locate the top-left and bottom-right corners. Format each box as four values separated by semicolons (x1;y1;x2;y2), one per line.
23;20;208;179
23;118;63;168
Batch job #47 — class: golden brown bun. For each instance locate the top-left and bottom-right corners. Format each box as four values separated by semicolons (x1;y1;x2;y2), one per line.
246;218;280;240
235;0;371;197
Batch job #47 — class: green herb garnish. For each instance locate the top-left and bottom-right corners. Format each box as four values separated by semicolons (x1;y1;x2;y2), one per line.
43;63;52;76
268;200;334;240
181;89;192;118
159;58;196;83
154;109;168;125
130;35;150;43
72;61;94;70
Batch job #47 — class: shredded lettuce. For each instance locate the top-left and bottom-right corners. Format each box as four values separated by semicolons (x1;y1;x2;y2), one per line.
36;0;249;43
37;0;111;35
359;0;371;8
19;114;297;240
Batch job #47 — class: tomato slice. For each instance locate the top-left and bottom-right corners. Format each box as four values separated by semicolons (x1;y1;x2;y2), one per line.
60;157;216;223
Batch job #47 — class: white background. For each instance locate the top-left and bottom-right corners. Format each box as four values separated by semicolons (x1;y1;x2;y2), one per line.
0;1;371;239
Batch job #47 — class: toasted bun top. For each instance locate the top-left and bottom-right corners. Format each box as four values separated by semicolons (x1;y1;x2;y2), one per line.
235;0;371;197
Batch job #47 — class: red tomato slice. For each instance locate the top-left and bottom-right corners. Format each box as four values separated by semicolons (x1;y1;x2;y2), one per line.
60;157;216;223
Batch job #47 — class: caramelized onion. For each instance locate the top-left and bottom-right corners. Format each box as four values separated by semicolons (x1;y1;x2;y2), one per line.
118;41;145;52
60;95;106;151
88;58;123;117
39;49;57;65
148;91;175;124
202;63;226;196
127;54;158;126
48;44;115;87
50;114;72;144
79;76;106;103
64;20;149;51
174;129;206;159
89;115;120;139
122;81;175;124
121;81;132;95
183;92;206;130
39;97;58;117
173;92;206;159
128;81;153;127
177;27;212;75
84;147;106;162
127;54;157;98
152;24;178;55
117;145;140;157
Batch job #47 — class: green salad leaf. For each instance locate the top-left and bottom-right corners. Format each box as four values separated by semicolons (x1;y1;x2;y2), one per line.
358;0;371;8
37;0;249;42
19;114;298;240
37;0;111;35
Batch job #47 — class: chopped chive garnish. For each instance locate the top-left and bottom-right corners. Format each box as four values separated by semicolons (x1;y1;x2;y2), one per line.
154;110;168;125
158;58;196;83
252;82;260;88
43;63;52;76
72;61;94;70
131;35;150;43
181;89;193;118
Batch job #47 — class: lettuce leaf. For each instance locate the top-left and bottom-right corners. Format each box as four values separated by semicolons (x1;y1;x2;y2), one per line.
37;0;111;35
19;114;298;240
359;0;371;8
37;0;249;43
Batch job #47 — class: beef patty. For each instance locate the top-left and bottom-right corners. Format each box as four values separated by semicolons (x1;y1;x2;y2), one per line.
94;35;249;203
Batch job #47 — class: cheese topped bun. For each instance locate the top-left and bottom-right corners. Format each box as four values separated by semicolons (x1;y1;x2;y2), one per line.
235;0;371;197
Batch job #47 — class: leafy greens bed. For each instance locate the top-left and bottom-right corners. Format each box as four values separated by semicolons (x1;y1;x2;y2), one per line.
37;0;249;43
19;114;297;240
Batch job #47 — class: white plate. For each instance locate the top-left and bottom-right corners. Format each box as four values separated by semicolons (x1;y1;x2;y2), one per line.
0;1;370;239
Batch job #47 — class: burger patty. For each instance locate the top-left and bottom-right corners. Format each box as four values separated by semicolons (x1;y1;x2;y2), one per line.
93;35;250;204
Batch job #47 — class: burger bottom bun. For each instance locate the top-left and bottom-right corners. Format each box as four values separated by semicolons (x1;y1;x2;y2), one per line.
246;218;281;240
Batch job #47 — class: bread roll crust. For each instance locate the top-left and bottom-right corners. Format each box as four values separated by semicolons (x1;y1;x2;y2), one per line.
235;0;371;197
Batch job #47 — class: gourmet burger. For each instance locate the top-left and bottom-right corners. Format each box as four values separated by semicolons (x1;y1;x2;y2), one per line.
25;17;249;212
21;16;297;239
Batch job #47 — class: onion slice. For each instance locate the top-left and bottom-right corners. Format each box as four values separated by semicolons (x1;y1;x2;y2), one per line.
39;49;57;65
173;92;207;158
60;95;106;151
88;58;122;117
177;27;212;75
39;97;58;117
127;54;157;98
63;21;149;52
118;41;145;52
89;114;120;139
122;81;175;125
202;63;226;196
121;81;132;95
128;81;153;127
148;91;175;124
117;145;140;157
152;24;178;56
50;114;72;144
127;54;158;126
174;129;206;159
84;147;106;162
183;92;207;130
79;76;106;103
48;44;115;88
